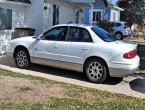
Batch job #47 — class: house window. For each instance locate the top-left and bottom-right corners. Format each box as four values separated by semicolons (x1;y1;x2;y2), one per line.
53;4;59;26
92;10;102;22
0;8;12;31
66;27;92;42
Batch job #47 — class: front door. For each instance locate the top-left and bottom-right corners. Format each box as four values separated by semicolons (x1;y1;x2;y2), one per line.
59;27;93;71
32;26;68;67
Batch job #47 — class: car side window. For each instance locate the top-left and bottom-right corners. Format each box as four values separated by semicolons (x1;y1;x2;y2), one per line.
65;27;92;42
42;27;67;41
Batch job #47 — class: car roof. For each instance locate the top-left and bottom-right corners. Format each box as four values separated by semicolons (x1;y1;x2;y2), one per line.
54;23;93;28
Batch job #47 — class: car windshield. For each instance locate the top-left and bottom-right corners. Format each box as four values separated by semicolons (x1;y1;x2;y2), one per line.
91;26;116;42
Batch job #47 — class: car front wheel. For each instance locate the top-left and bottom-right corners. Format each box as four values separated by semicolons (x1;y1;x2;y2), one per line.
14;48;30;69
85;59;107;83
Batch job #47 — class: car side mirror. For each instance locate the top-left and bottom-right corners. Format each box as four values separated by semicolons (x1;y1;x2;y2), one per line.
37;35;46;40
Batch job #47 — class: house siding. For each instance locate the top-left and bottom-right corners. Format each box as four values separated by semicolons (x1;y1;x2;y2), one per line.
84;7;90;24
94;0;106;9
0;0;44;54
103;7;111;21
43;0;84;31
25;0;44;36
0;3;26;54
0;3;26;30
0;0;85;54
84;0;107;25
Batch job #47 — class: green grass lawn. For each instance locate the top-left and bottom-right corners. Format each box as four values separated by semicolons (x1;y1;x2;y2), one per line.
0;69;145;110
138;44;145;74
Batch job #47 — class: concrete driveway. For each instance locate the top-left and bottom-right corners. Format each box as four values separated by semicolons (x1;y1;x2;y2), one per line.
0;55;145;99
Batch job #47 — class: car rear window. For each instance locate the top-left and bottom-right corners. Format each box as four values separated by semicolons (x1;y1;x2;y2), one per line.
91;26;116;42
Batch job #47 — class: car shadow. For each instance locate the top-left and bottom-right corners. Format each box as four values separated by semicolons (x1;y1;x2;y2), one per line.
30;64;86;81
103;77;123;85
129;78;145;93
29;64;123;85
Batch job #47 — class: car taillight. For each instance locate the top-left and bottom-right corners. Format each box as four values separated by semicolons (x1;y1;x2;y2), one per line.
123;49;137;59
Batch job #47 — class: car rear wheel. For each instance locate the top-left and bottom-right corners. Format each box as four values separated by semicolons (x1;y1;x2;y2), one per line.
115;32;124;40
85;58;107;83
14;48;30;69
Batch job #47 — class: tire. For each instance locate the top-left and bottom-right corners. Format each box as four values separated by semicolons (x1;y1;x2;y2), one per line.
14;48;31;69
115;32;124;40
84;58;107;83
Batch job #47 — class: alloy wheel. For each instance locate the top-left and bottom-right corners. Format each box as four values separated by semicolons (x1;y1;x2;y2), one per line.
16;51;27;68
87;62;103;81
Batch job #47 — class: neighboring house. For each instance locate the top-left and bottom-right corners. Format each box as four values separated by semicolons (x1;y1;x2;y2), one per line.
83;0;124;25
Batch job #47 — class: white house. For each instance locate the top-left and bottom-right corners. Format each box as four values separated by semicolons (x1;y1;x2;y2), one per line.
0;0;89;35
0;0;123;54
0;0;91;54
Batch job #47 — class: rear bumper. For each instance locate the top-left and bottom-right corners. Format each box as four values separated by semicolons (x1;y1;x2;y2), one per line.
121;30;131;36
109;66;139;77
109;56;140;77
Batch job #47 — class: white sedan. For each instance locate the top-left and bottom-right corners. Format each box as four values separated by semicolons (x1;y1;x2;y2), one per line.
7;24;140;83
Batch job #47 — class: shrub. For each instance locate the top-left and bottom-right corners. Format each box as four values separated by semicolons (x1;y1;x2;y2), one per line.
96;20;114;34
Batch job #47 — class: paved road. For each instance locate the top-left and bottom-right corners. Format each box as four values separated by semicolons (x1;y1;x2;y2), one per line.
0;55;145;99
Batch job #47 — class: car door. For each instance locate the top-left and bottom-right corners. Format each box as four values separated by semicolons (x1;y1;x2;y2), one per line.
59;27;93;71
31;26;68;67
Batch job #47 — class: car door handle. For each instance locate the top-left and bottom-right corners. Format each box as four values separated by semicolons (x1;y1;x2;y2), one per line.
54;46;59;48
34;48;38;51
82;48;88;50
